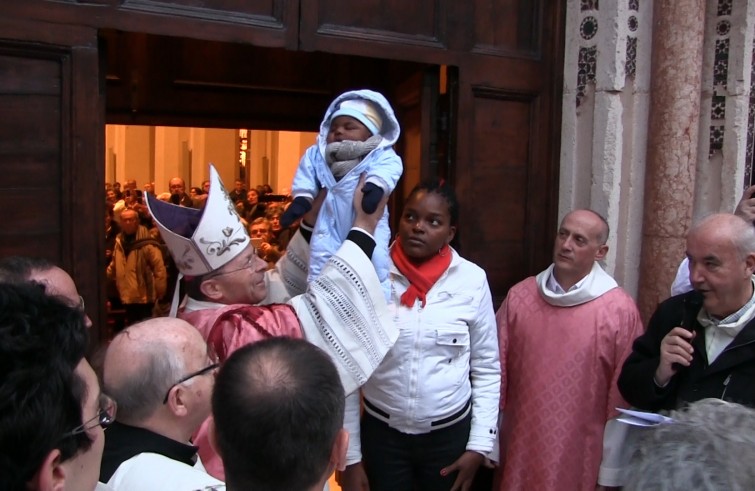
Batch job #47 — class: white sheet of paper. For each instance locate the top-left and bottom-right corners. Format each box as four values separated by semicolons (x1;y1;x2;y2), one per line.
615;407;674;427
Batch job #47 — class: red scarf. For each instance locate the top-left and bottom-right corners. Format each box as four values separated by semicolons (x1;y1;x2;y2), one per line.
390;237;452;308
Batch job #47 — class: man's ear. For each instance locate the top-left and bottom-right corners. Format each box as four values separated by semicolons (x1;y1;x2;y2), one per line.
199;278;223;302
30;449;66;491
595;243;609;261
167;386;189;417
330;428;349;472
745;252;755;276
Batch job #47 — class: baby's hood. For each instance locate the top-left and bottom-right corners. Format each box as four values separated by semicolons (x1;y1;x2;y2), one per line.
317;89;401;153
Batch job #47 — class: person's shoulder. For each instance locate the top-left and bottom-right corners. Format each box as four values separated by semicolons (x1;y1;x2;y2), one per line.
503;276;539;303
219;303;299;324
109;453;223;490
374;145;401;160
449;252;487;279
601;286;637;305
654;290;691;313
644;291;695;325
509;275;538;291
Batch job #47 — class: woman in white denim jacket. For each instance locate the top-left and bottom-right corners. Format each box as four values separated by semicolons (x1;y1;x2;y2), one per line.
339;179;500;491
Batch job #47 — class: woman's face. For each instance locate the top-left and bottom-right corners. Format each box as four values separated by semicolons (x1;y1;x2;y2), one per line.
398;190;456;263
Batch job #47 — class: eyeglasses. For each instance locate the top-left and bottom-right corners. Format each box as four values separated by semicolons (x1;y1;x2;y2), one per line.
64;393;117;438
162;346;220;404
205;254;258;279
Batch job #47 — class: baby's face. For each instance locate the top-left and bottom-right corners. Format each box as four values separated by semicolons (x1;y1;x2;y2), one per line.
327;115;372;144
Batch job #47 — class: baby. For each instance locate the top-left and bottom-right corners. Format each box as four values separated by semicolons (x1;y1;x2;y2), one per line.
280;89;403;297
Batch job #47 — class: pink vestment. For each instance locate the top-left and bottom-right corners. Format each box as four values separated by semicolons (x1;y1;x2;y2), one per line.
180;303;302;480
494;277;643;491
180;303;302;361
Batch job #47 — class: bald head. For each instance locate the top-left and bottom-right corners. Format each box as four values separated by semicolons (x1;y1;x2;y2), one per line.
561;209;609;245
0;257;91;328
31;266;82;303
103;318;202;424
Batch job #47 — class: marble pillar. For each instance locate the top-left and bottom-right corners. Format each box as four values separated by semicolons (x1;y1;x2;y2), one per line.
638;0;706;321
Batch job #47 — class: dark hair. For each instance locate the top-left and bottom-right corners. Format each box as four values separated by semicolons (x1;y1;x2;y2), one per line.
0;256;55;286
212;337;345;491
406;178;461;249
190;186;205;196
0;283;91;490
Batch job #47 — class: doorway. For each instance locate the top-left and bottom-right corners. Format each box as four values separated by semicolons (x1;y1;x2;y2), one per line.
0;0;563;336
102;30;442;208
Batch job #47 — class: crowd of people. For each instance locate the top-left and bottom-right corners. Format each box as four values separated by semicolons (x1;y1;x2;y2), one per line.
3;88;755;491
104;177;295;330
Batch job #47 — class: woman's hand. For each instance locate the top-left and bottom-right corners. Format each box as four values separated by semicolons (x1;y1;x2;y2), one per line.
441;451;484;491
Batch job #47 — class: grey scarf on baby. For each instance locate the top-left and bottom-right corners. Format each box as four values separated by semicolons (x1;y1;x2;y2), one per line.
326;135;383;180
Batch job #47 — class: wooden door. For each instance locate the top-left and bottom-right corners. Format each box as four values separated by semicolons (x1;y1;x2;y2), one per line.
0;17;105;346
0;0;564;328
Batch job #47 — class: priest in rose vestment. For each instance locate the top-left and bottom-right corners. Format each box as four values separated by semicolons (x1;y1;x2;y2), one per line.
146;165;398;481
494;209;644;491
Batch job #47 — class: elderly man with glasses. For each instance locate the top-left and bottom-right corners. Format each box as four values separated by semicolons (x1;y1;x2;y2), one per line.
99;317;224;490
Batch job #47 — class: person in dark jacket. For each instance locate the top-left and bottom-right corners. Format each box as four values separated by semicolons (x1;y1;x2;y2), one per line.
618;213;755;410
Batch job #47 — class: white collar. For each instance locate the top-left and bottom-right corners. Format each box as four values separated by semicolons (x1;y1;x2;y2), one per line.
183;297;227;313
536;262;618;307
546;269;589;294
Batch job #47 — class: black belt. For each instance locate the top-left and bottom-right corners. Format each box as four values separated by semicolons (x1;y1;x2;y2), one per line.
364;397;472;428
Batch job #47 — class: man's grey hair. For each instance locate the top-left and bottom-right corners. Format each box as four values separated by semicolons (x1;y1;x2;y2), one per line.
624;399;755;491
104;336;186;424
730;218;755;260
691;213;755;261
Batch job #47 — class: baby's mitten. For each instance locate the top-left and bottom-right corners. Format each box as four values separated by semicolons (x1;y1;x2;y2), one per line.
280;197;312;228
361;182;384;214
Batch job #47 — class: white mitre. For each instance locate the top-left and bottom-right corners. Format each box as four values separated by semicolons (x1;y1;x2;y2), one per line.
146;165;249;313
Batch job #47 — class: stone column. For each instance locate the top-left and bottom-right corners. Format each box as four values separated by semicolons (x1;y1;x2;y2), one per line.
638;0;706;322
